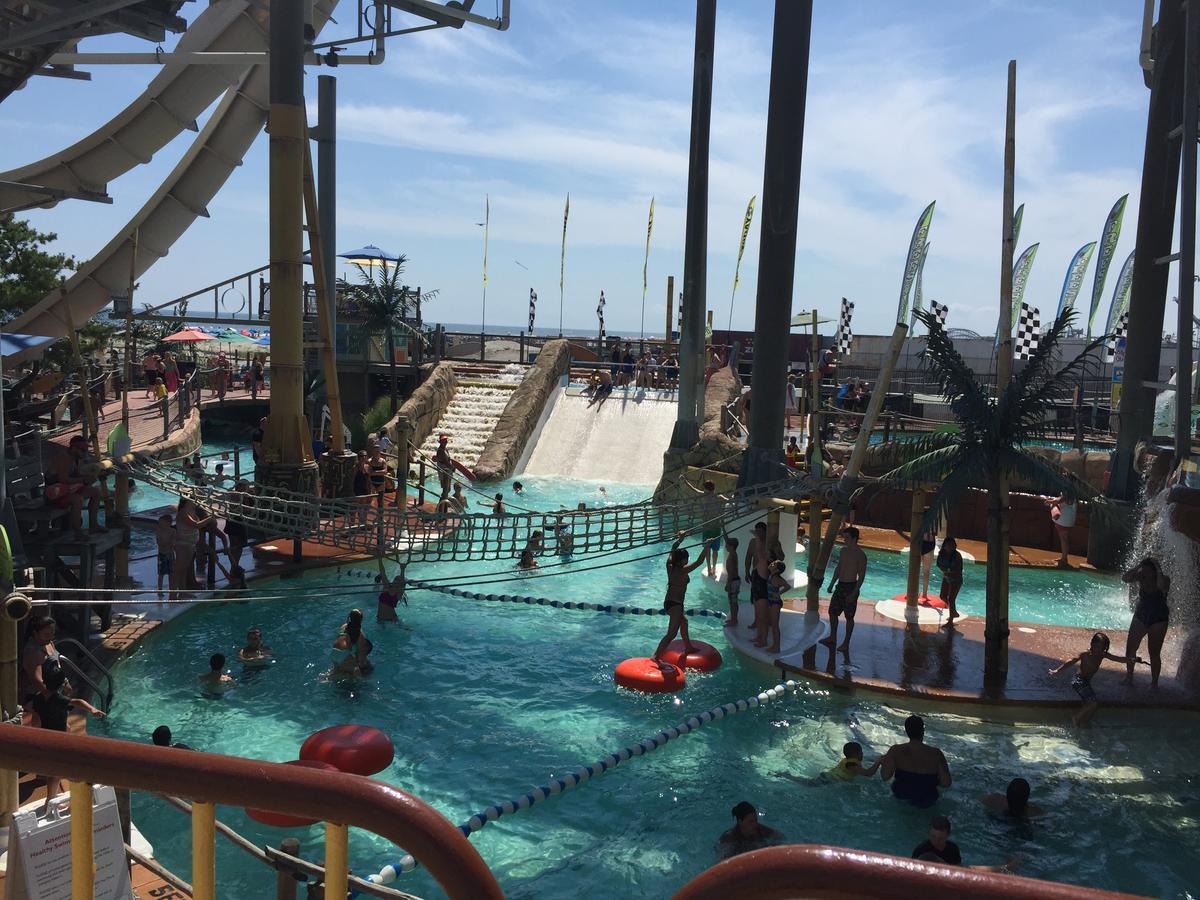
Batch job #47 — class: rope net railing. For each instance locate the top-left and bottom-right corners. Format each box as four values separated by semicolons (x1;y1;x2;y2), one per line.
116;455;828;564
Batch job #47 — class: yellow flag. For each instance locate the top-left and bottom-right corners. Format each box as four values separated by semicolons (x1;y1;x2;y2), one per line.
733;195;756;293
560;193;570;293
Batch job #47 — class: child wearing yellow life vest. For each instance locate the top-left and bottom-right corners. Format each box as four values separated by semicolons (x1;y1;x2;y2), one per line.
827;741;880;781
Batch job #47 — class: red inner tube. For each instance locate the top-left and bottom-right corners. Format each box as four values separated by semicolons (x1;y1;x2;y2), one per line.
660;640;722;672
614;657;686;693
246;759;339;827
888;592;948;610
300;724;395;776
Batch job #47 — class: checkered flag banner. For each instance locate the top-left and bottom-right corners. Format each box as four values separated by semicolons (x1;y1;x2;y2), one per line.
835;297;854;356
1014;302;1041;360
1105;311;1128;363
930;300;949;329
528;288;537;334
597;290;606;343
677;291;683;336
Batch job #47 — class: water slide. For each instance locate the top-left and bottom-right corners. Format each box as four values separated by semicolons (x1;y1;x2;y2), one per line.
520;387;679;486
1;0;337;353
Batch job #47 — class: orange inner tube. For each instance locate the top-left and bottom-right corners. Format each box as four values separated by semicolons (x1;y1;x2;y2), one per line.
660;640;722;672
300;724;395;776
614;657;686;693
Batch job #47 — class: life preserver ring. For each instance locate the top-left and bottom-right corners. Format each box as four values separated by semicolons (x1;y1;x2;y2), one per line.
614;657;686;694
299;724;394;775
889;592;948;610
660;640;722;672
246;760;338;827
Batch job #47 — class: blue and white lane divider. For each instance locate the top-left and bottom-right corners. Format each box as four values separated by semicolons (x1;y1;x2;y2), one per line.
409;579;728;620
365;678;804;886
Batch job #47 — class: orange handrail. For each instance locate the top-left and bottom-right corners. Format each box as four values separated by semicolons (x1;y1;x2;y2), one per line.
0;727;502;899
673;845;1140;899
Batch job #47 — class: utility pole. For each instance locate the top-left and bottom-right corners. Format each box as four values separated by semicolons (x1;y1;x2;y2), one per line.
740;0;813;487
670;0;716;451
1175;1;1199;461
984;60;1017;683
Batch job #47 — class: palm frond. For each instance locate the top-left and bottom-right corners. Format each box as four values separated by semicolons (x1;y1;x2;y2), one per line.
913;309;991;426
866;431;959;471
999;449;1095;502
922;451;989;532
878;444;965;489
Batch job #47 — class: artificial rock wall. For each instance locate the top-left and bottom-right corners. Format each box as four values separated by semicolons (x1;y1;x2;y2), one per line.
386;361;458;451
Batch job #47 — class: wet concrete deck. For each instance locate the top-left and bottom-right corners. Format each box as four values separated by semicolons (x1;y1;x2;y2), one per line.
851;523;1096;570
767;596;1197;713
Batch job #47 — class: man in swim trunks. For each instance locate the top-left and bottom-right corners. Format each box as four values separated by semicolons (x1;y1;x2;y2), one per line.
744;522;771;640
433;435;454;499
880;714;952;808
587;369;614;408
820;526;867;656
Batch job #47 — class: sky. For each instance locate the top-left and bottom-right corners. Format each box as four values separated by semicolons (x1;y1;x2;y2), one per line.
0;0;1156;339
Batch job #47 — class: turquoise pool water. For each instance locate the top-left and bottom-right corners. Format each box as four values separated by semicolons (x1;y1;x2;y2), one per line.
97;478;1197;898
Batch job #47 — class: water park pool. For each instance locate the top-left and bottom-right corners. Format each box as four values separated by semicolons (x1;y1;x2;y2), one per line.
97;478;1194;898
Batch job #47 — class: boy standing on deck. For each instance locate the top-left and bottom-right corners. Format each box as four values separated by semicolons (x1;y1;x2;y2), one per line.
155;514;175;597
723;537;741;627
819;527;867;657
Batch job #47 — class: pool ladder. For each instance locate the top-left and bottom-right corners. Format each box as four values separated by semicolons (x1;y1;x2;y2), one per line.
54;637;114;714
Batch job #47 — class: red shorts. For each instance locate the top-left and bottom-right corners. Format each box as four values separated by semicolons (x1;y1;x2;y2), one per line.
45;483;83;504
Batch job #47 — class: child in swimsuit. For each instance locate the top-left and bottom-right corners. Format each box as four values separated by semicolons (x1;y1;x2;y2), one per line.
723;537;741;627
377;574;405;622
1049;632;1143;726
759;559;788;653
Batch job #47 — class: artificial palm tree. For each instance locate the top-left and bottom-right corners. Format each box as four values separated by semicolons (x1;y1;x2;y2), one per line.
341;258;432;413
879;307;1107;680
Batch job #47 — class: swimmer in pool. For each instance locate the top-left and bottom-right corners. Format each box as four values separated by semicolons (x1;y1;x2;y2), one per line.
238;628;274;666
879;715;951;808
198;653;234;692
982;777;1045;820
331;609;374;678
377;573;405;623
772;741;880;784
517;548;538;570
513;481;524;494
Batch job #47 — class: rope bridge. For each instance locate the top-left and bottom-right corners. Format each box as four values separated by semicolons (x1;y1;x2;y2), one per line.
116;456;829;564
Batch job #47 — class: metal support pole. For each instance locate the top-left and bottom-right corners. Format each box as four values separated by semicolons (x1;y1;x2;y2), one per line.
740;0;813;487
263;0;313;470
317;74;337;373
670;0;716;451
665;275;675;350
1177;0;1200;460
1113;0;1186;497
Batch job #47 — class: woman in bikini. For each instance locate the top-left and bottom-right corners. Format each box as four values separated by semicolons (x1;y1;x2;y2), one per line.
651;537;706;666
919;528;937;599
1121;557;1170;688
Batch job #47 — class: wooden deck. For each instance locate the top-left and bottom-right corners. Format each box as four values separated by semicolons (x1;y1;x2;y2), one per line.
850;523;1095;570
770;596;1197;713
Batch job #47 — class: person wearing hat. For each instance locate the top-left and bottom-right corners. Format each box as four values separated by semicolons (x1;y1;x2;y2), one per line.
433;434;455;500
819;526;868;656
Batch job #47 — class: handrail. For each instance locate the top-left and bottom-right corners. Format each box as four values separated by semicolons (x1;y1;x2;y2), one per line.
0;728;503;899
53;637;114;713
673;845;1134;900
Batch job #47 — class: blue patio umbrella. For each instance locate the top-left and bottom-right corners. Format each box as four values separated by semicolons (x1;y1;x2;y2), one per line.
337;245;400;268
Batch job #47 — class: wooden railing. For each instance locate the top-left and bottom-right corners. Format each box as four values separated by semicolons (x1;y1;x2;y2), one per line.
0;727;503;900
673;845;1135;900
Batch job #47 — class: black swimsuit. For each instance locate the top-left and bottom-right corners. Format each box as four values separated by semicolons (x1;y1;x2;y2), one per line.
1133;586;1169;628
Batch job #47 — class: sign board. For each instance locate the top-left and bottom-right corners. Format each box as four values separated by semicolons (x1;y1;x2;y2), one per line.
8;785;132;900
